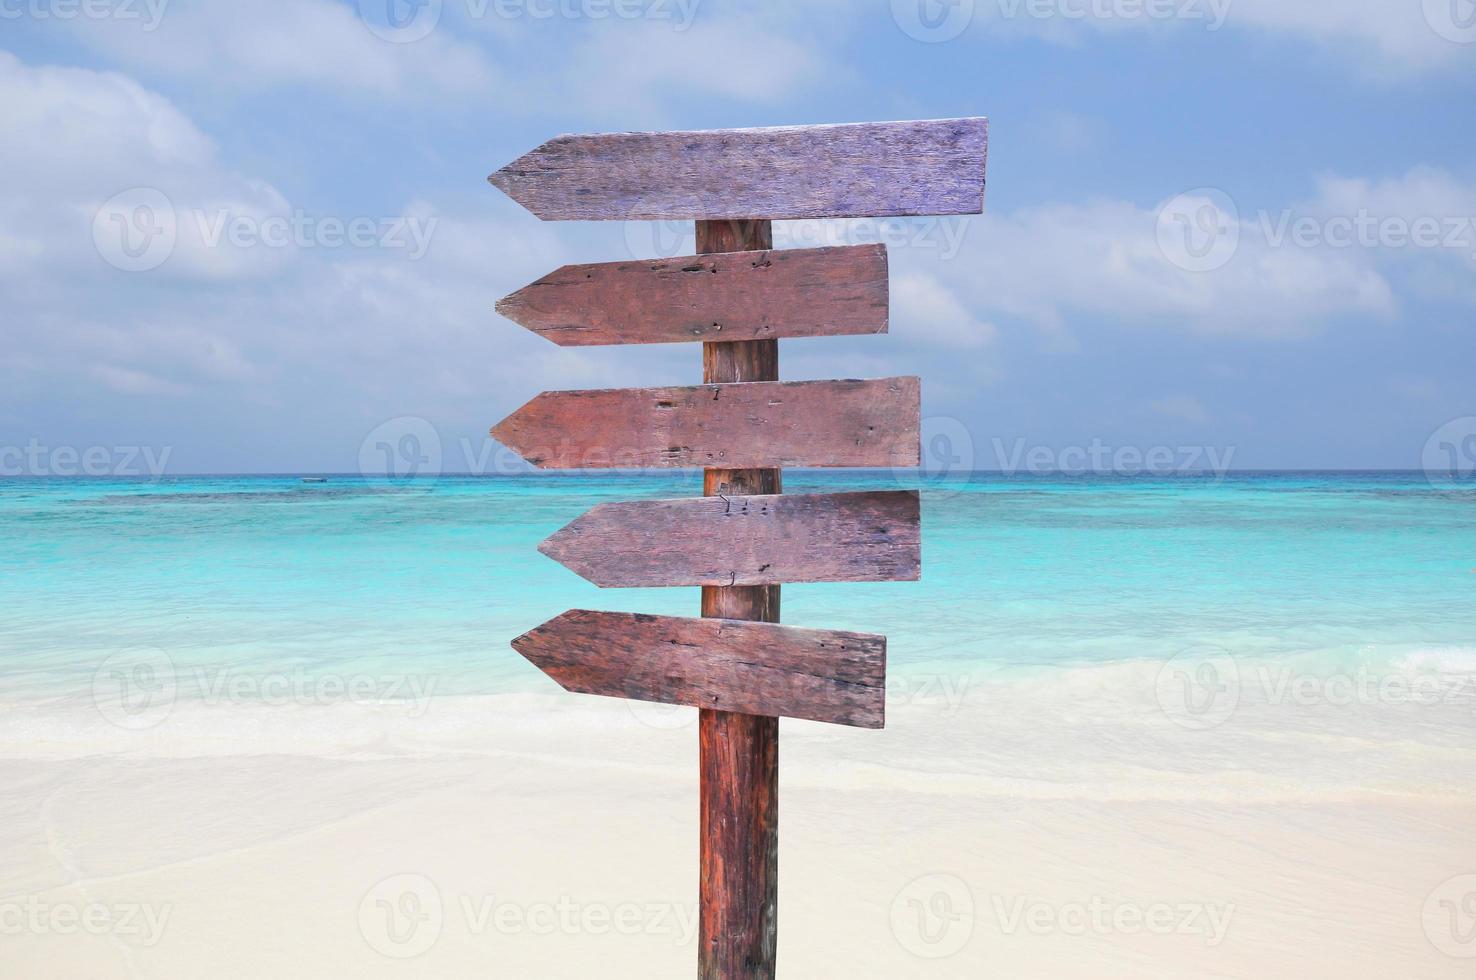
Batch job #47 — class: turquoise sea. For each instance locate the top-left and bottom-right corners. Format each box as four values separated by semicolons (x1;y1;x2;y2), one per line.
3;471;1474;707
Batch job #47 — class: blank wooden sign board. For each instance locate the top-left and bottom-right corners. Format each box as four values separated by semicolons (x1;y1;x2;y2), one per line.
489;117;988;979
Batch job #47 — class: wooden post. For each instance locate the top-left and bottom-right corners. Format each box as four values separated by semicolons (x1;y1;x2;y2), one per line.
698;218;779;980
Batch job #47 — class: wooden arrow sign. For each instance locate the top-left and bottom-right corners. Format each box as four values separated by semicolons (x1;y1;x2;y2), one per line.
540;490;920;587
492;377;920;469
489;118;988;221
497;244;888;347
513;609;886;728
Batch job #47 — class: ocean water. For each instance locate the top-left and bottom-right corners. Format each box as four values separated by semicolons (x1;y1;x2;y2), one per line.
2;470;1474;707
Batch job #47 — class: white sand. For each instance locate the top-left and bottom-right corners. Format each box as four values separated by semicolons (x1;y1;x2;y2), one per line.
3;660;1474;977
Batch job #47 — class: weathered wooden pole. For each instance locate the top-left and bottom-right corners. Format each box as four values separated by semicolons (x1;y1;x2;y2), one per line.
697;218;779;980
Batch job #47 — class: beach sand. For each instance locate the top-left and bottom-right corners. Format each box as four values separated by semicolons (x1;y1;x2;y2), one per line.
4;659;1474;978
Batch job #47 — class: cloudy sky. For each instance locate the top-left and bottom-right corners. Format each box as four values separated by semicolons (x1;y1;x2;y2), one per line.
3;0;1474;474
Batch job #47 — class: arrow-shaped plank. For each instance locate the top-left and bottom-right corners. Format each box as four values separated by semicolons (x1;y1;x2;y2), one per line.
489;118;988;221
540;490;920;587
513;610;885;728
492;377;919;469
497;244;888;347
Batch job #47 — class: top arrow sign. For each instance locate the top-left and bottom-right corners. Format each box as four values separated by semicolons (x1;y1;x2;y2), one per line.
488;118;988;221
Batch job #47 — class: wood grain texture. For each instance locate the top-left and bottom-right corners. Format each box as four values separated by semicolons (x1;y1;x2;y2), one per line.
496;244;889;347
491;377;921;470
488;118;988;221
697;217;780;980
700;707;775;980
511;610;886;729
539;490;921;587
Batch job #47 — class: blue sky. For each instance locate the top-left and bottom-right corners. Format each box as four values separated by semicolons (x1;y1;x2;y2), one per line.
2;0;1474;474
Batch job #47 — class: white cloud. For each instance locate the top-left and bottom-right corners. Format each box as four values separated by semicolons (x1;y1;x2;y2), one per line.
0;52;298;282
1224;0;1475;77
1264;166;1476;303
892;272;998;349
966;0;1473;77
555;16;836;119
1302;166;1476;231
921;166;1476;346
54;0;838;115
62;0;498;98
936;194;1398;342
0;50;570;434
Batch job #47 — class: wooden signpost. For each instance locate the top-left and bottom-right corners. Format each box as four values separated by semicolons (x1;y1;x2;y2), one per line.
537;490;922;588
493;377;921;469
496;243;889;346
489;117;988;979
